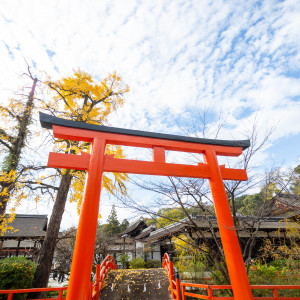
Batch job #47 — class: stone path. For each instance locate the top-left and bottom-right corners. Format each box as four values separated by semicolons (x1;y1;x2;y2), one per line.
99;268;172;300
48;277;69;287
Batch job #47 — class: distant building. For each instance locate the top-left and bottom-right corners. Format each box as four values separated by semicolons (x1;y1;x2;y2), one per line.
106;212;300;267
269;193;300;220
143;215;300;257
0;214;48;260
106;219;160;268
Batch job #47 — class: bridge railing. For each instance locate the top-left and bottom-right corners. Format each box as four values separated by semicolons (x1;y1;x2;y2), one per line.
91;254;117;299
0;255;117;300
162;253;300;300
0;286;67;300
181;282;300;299
162;253;181;300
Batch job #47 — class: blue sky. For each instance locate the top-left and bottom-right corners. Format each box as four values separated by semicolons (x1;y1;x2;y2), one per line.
0;0;299;227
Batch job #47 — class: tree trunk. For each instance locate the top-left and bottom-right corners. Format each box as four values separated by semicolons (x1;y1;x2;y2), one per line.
0;77;37;220
31;170;72;298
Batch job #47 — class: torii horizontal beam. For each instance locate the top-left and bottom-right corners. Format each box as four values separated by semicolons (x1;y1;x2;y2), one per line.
49;151;247;180
40;112;250;151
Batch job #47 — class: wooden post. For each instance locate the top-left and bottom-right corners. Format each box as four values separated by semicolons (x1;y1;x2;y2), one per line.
94;264;101;299
16;239;20;257
66;138;106;300
182;285;186;300
207;285;213;300
273;288;279;300
175;278;181;300
169;261;176;299
204;150;253;300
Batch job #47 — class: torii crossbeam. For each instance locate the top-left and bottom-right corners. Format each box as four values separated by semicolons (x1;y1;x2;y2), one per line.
40;112;253;300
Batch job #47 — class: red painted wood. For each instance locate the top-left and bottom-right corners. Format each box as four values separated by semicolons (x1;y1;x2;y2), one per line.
180;281;300;299
47;152;247;181
220;166;248;180
48;152;90;170
104;155;210;178
204;150;253;300
52;125;243;157
153;146;166;163
103;156;247;180
66;139;106;300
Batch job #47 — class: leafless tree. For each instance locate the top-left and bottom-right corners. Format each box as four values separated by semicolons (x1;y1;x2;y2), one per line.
115;110;283;285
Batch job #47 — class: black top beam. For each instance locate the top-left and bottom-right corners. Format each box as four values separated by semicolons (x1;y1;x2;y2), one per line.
39;112;250;150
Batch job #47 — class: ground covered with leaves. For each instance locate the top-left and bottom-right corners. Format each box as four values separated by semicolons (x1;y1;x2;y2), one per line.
99;268;171;300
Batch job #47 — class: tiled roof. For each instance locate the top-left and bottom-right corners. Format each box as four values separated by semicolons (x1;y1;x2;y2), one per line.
143;214;299;243
2;214;48;239
118;219;147;237
134;225;156;240
143;218;190;242
268;194;300;218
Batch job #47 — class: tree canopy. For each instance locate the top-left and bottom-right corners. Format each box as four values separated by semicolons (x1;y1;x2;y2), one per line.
103;205;129;238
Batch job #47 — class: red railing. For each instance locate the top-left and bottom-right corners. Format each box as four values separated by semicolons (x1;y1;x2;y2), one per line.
162;253;181;300
162;253;300;300
0;286;67;300
0;255;117;300
181;281;300;299
90;255;117;299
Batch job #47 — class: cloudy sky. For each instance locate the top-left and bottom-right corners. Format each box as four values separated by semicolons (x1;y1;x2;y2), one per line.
1;0;300;228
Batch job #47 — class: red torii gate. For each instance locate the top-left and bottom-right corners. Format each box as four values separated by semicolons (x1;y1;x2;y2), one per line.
40;112;254;300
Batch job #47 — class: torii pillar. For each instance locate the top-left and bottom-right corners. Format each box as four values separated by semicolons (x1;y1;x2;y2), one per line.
40;112;253;300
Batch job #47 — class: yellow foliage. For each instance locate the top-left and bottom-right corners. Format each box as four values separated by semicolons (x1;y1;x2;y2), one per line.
45;69;129;125
42;69;129;215
260;220;300;263
172;234;208;273
0;170;28;234
0;170;16;184
0;212;16;234
0;90;39;233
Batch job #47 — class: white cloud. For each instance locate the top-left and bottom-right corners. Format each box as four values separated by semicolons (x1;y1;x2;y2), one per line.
1;0;300;227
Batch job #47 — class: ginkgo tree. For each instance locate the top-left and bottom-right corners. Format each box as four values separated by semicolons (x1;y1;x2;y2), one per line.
31;69;129;294
0;70;37;234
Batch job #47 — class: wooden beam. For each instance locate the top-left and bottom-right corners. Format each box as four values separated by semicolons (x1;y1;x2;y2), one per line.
103;156;247;181
47;152;248;181
48;152;90;170
51;125;244;157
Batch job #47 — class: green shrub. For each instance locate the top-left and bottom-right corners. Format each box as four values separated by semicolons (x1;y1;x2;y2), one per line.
268;259;287;268
120;254;130;269
44;290;59;298
0;257;36;300
269;259;300;270
248;262;300;297
145;260;161;268
44;289;67;298
129;257;145;269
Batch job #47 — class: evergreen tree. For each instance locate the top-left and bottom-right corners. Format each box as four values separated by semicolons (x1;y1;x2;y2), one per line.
120;219;129;232
106;205;120;237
